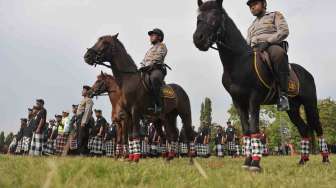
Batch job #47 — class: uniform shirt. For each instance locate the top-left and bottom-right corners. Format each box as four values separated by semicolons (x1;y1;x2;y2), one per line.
246;11;289;47
179;129;187;143
62;116;71;133
76;97;94;125
105;125;116;140
226;126;235;142
22;126;33;138
142;42;168;67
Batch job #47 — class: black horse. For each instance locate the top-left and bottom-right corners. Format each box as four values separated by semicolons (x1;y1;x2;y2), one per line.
193;0;329;171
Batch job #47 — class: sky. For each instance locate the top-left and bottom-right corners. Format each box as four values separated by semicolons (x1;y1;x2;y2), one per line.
1;0;336;134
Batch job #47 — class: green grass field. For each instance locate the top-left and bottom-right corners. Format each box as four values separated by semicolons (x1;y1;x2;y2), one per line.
0;155;335;188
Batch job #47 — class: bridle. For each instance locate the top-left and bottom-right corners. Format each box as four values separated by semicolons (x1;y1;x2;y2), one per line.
87;43;139;74
89;79;117;98
198;11;235;52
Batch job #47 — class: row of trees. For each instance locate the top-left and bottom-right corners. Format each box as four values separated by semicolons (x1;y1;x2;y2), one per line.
0;131;14;153
198;97;336;152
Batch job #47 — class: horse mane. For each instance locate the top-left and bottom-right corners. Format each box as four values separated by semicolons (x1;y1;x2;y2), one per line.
97;73;115;80
113;37;138;71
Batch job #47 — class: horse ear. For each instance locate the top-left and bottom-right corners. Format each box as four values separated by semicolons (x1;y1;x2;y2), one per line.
197;0;203;7
113;33;119;38
216;0;223;7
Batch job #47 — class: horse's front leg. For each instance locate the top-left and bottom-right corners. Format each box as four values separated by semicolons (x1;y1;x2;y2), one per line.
248;93;263;172
128;107;141;162
233;100;252;169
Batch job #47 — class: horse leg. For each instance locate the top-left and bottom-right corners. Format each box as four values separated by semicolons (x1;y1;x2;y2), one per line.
179;111;196;162
164;113;179;161
286;100;310;165
129;108;141;162
234;100;252;169
247;98;263;172
115;121;123;158
303;100;330;163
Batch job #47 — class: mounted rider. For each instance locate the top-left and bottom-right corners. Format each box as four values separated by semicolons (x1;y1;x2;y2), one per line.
141;28;168;113
246;0;290;111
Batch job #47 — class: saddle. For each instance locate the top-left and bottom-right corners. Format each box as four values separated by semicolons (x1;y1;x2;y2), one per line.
254;51;300;102
141;71;176;99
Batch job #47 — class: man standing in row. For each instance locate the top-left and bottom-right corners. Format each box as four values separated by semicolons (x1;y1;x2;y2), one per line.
29;99;47;156
76;85;94;155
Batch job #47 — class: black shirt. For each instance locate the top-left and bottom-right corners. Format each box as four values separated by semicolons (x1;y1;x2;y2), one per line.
92;116;107;136
226;126;235;142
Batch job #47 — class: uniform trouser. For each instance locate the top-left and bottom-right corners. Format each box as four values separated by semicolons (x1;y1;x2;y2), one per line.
149;69;165;106
266;45;289;94
77;127;89;155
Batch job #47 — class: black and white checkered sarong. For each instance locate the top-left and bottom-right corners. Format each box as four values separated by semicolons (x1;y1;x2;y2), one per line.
43;139;56;155
15;139;23;154
88;136;104;154
29;133;44;156
22;136;31;153
196;144;209;156
55;134;68;154
179;143;188;154
228;141;236;151
104;140;115;157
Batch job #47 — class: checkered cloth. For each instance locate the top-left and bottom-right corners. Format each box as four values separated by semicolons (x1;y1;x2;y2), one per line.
141;141;150;155
196;144;209;156
104;140;115;157
55;134;68;154
43;139;56;155
88;136;104;154
116;144;122;155
129;139;141;154
150;144;158;155
179;143;188;154
318;137;329;156
158;143;167;154
251;137;263;160
69;137;78;150
243;136;251;156
236;145;240;156
300;139;310;158
168;142;178;153
228;141;236;152
15;139;23;154
242;145;246;156
22;136;31;153
29;133;44;156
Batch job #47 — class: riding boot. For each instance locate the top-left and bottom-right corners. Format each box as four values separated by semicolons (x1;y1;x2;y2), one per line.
153;85;163;114
277;72;290;111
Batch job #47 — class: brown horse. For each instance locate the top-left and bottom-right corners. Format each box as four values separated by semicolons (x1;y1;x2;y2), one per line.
84;34;194;162
89;72;128;158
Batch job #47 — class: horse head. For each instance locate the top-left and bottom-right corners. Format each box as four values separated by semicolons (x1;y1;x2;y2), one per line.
84;33;119;67
88;71;110;98
193;0;225;51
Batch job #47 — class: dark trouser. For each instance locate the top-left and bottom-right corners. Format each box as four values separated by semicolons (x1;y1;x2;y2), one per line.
266;45;289;95
76;115;92;155
149;68;165;107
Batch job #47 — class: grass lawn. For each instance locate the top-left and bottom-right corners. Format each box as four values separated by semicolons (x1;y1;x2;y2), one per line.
0;155;335;188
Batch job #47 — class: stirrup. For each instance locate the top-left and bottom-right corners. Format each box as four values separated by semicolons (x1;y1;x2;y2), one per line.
277;95;290;111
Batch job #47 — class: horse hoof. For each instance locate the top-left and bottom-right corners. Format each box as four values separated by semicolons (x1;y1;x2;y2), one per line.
322;158;330;164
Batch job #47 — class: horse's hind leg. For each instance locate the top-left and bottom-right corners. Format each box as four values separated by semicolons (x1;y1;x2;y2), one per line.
287;100;310;164
303;100;330;163
179;111;196;163
164;113;179;160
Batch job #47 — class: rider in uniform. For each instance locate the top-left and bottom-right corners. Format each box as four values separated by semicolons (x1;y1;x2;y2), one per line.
141;28;168;113
246;0;290;111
